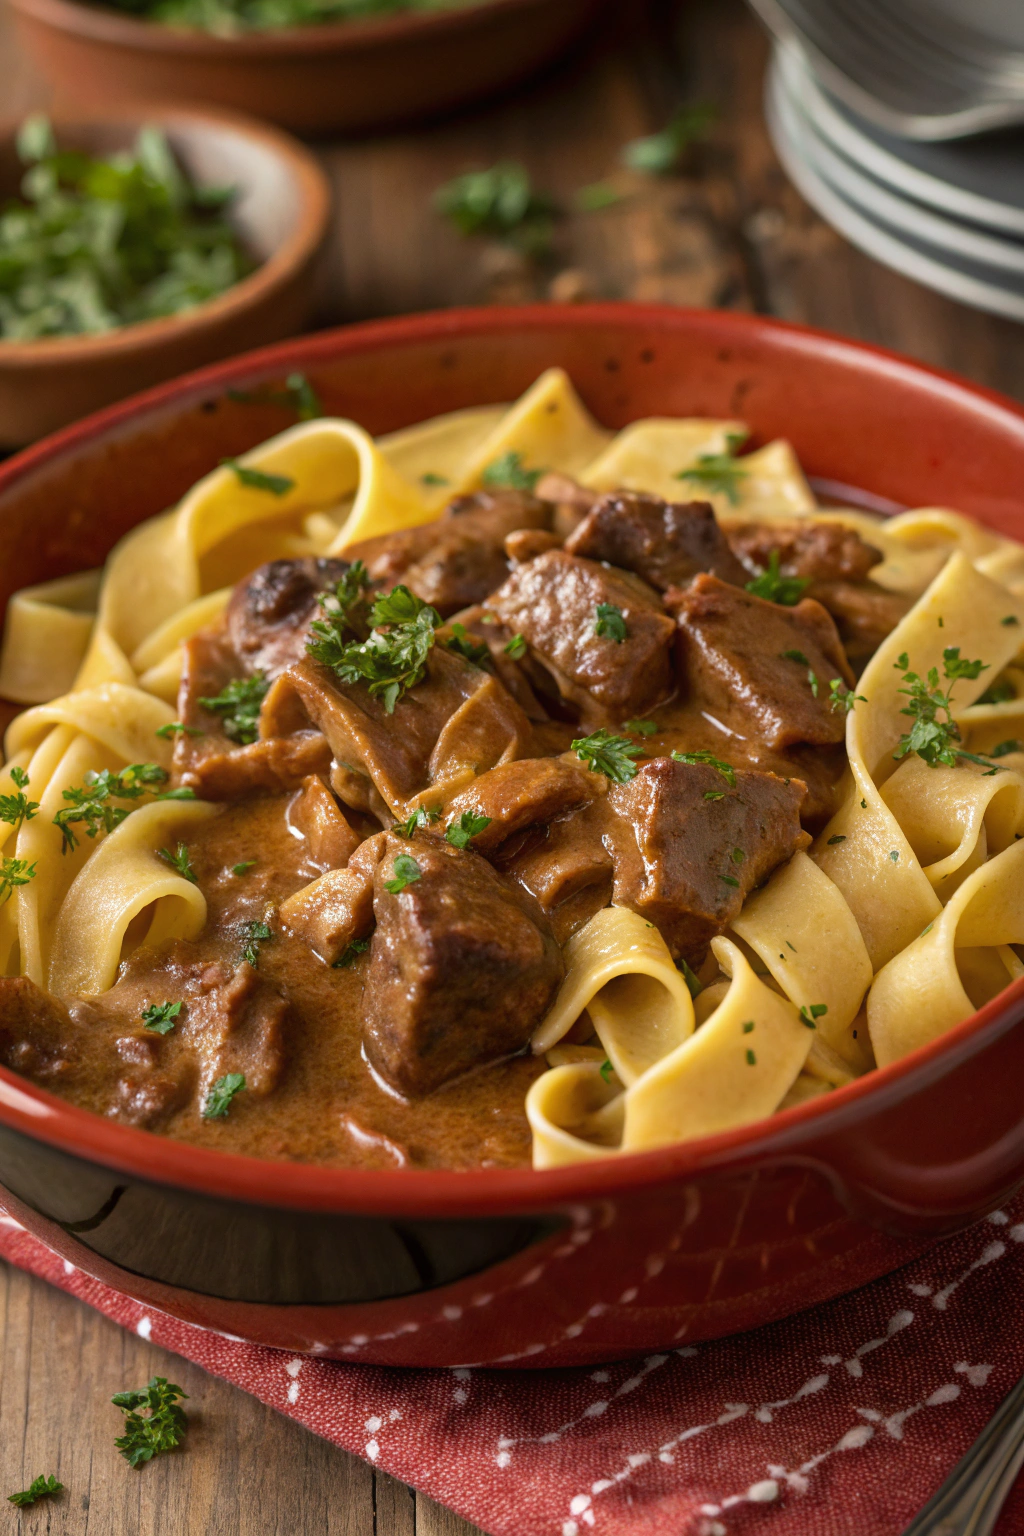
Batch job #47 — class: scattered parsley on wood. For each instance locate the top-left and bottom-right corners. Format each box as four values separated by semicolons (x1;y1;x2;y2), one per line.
594;603;628;643
445;811;492;849
481;450;545;492
158;841;197;884
0;856;36;904
334;937;370;968
745;550;810;606
893;647;1005;772
433;162;556;255
573;729;644;784
155;720;203;739
202;1074;246;1120
504;633;527;659
112;1377;188;1467
53;763;168;853
622;103;715;175
7;1475;63;1508
0;765;39;834
394;805;440;838
446;623;491;667
141;1000;182;1034
670;749;737;787
799;1003;827;1029
197;673;269;744
238;919;272;967
385;854;422;895
221;458;295;497
676;431;749;506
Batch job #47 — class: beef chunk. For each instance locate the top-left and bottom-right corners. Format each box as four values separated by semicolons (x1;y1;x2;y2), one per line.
442;756;605;855
726;520;882;583
289;775;361;869
363;833;563;1097
226;557;352;680
504;528;562;563
565;492;748;590
500;806;615;944
174;631;331;800
0;976;78;1084
669;574;855;750
487;550;675;726
279;833;385;963
185;960;290;1100
533;473;598;540
607;757;807;958
344;490;552;617
807;580;912;671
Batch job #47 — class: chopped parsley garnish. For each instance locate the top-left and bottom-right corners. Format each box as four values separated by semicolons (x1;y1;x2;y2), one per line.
384;854;422;895
745;550;810;606
807;670;819;698
112;1376;188;1467
308;584;440;715
676;431;749;506
624;719;658;737
305;562;372;670
504;633;527;659
890;850;900;863
433;162;556;255
829;678;866;714
141;1000;182;1035
594;603;628;643
53;763;168;853
742;1020;755;1033
445;811;492;849
221;458;295;496
573;729;644;784
991;740;1021;758
420;472;449;487
677;957;703;999
704;790;725;801
0;856;36;904
155;721;203;739
622;102;715;174
599;1059;615;1083
394;805;440;838
238;919;272;967
827;834;846;845
8;1475;63;1507
232;859;256;875
197;673;269;744
334;937;370;968
976;676;1016;705
745;1049;757;1066
799;1003;827;1029
893;648;1004;772
1002;615;1019;627
446;623;491;667
0;765;39;834
158;786;197;801
670;749;736;787
202;1074;246;1121
158;841;197;884
781;648;810;666
721;873;740;888
481;450;545;492
731;847;745;864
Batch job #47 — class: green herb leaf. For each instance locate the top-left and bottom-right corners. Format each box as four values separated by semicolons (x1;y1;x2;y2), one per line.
112;1376;188;1468
202;1073;246;1121
155;721;203;739
0;767;39;833
1001;615;1019;627
670;749;737;787
8;1474;63;1507
622;103;716;174
445;811;492;849
53;763;168;853
232;860;256;875
433;162;556;255
420;472;449;487
0;856;36;905
158;841;197;884
780;648;810;666
624;719;657;737
504;633;527;659
573;729;644;784
676;434;749;506
238;919;272;967
384;853;422;895
594;603;628;643
807;669;819;699
893;649;994;770
990;740;1021;758
829;678;866;714
745;1048;757;1065
333;937;371;968
394;805;440;838
745;550;810;605
799;1002;827;1029
197;673;269;744
731;847;745;864
221;458;295;496
575;181;623;212
481;450;544;492
141;1000;182;1034
309;585;440;715
157;786;197;801
742;1020;755;1033
704;790;725;801
227;373;322;420
599;1059;615;1083
890;850;900;863
446;622;491;667
677;957;703;999
976;677;1015;705
721;873;740;888
827;834;846;845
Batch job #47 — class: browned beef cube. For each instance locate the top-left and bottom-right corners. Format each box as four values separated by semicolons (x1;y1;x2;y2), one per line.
726;520;882;582
226;558;352;679
443;757;605;855
487;550;675;726
363;833;563;1097
565;492;748;590
669;574;855;750
608;757;806;957
807;580;912;671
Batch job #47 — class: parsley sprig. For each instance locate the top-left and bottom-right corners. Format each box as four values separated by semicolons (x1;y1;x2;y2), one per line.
112;1377;188;1467
305;561;372;669
573;729;644;784
745;550;810;606
0;856;36;904
445;811;492;849
221;458;295;496
8;1474;63;1507
0;765;39;834
158;842;197;884
202;1073;246;1119
384;854;422;894
830;679;866;714
670;749;736;787
893;648;1002;772
155;720;203;740
446;623;491;667
622;103;716;174
594;603;628;643
238;919;272;967
197;673;269;744
504;633;527;659
434;162;556;256
53;763;168;853
676;432;749;506
481;450;545;492
308;585;440;715
141;1000;181;1034
334;937;370;968
394;805;440;838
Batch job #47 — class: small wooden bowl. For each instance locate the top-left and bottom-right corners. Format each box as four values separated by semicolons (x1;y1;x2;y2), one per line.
7;0;610;136
0;106;330;446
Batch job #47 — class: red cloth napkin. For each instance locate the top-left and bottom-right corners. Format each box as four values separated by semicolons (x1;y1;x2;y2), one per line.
3;1196;1024;1536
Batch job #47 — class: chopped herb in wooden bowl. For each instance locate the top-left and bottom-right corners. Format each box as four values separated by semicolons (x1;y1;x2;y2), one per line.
92;0;493;35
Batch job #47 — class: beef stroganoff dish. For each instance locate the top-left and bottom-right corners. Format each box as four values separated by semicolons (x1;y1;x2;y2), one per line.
3;368;1024;1172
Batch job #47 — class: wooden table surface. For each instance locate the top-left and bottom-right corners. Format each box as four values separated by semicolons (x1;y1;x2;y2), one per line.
2;0;1024;1530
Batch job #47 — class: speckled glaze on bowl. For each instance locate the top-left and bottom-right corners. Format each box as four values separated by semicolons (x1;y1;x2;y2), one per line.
7;0;611;136
2;304;1024;1368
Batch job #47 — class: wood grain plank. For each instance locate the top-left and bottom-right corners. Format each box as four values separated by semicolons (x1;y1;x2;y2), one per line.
415;1493;484;1536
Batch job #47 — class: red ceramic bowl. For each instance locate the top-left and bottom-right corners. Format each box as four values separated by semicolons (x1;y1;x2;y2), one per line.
3;304;1024;1369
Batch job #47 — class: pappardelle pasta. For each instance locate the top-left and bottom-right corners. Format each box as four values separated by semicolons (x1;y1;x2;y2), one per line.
2;368;1024;1172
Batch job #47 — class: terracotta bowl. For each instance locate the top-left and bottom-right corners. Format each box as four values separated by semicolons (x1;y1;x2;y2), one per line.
7;0;611;136
3;303;1024;1369
0;106;330;446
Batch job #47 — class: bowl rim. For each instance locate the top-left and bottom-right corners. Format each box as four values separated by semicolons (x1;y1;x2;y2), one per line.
3;299;1024;1218
5;0;588;58
0;103;330;364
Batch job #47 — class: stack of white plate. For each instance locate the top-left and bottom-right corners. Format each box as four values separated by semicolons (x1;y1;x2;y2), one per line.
766;43;1024;321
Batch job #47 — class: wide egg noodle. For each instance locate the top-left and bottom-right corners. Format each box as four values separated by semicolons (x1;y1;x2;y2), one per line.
5;684;175;769
0;571;101;705
49;799;221;997
880;753;1024;902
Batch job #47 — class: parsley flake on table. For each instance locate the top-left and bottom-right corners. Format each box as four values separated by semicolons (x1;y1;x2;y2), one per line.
158;841;197;884
676;431;749;506
155;720;203;739
0;857;36;905
141;1000;182;1035
7;1474;63;1508
799;1003;827;1029
573;729;644;784
112;1377;188;1468
670;749;737;787
745;550;811;606
445;811;492;849
446;623;491;667
622;102;716;174
221;458;295;496
197;673;270;744
893;648;1006;772
394;806;440;839
433;161;556;255
238;919;272;967
504;633;527;659
202;1074;246;1121
594;603;628;643
0;765;39;834
384;854;422;895
334;937;371;968
481;450;545;492
53;763;168;853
